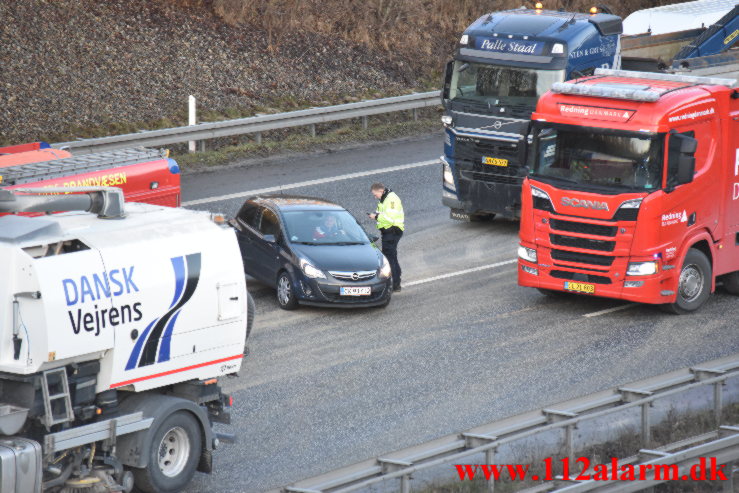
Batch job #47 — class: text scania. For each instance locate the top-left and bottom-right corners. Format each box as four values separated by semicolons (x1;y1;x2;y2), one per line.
561;197;609;211
62;267;142;336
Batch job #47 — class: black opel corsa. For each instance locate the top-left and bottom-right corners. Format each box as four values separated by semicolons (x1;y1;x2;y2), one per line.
230;195;393;309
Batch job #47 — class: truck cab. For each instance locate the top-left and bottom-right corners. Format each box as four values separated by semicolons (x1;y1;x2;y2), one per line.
518;69;739;313
441;7;622;220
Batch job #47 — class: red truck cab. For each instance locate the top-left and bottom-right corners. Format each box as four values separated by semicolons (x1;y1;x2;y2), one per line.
518;69;739;313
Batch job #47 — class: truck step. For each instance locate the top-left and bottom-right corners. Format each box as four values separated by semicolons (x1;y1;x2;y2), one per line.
41;368;74;429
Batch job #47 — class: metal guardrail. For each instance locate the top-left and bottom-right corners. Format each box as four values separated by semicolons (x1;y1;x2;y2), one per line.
272;354;739;493
51;91;440;155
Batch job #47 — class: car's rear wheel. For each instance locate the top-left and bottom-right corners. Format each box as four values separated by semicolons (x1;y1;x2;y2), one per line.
276;272;298;310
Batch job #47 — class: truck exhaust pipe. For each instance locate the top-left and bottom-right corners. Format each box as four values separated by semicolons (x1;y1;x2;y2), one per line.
0;186;125;218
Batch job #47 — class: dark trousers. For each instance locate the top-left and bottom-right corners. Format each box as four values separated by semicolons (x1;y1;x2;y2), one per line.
381;228;403;288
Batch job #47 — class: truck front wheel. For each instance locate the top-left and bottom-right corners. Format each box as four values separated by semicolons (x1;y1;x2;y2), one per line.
133;411;202;493
663;248;711;314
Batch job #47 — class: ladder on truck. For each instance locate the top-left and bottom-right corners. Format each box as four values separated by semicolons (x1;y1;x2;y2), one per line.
674;4;739;60
0;147;165;186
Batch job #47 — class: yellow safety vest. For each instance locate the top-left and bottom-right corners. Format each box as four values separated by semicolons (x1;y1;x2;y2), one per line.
376;191;404;231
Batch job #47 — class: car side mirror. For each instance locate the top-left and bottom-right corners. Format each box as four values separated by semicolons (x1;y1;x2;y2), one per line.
263;234;276;243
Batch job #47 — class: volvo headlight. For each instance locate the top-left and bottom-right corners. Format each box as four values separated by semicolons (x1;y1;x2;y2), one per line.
379;256;392;278
518;245;538;263
627;261;658;276
442;159;456;191
300;259;326;279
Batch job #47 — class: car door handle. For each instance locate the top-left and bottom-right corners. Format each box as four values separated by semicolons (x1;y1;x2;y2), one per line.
229;296;239;301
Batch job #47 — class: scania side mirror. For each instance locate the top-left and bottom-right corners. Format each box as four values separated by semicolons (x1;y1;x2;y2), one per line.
666;132;697;192
441;60;454;107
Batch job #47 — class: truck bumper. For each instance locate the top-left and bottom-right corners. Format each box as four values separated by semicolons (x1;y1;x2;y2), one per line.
517;245;677;305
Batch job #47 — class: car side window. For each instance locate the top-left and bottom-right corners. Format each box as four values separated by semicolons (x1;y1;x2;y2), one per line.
237;202;261;229
259;208;281;237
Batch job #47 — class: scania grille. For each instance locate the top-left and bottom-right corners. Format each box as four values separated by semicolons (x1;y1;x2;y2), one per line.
551;249;614;267
550;270;611;284
549;218;617;237
550;234;615;252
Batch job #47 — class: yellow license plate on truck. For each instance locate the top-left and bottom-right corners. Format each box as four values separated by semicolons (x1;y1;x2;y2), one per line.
564;281;595;294
482;156;508;167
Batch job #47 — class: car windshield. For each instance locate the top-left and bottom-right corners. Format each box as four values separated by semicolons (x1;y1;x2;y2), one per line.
530;126;664;192
449;61;563;107
282;210;369;245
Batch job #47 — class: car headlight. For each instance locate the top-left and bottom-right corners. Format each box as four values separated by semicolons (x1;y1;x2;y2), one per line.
518;245;538;263
441;115;453;126
627;261;658;276
300;259;326;279
379;256;392;278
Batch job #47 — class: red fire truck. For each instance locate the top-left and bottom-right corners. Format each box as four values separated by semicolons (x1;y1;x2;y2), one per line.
518;69;739;313
0;147;181;207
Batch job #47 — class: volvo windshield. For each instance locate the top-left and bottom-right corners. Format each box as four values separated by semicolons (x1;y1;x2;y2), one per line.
449;61;564;107
530;125;664;192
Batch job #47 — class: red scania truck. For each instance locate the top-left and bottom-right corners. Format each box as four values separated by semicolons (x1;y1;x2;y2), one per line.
517;68;739;313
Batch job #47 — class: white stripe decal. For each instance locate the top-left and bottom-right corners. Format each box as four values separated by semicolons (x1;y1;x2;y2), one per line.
183;159;439;206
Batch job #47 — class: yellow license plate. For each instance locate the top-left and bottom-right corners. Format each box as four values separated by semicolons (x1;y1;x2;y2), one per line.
564;281;595;294
482;156;508;167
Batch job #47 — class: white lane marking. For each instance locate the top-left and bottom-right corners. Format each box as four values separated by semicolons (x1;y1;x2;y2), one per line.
183;159;439;206
582;303;638;318
405;259;518;287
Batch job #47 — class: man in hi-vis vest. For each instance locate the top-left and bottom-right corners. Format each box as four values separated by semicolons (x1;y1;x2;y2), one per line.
369;182;404;292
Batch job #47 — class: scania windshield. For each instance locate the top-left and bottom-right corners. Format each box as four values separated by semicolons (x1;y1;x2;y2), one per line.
449;61;564;108
530;125;664;192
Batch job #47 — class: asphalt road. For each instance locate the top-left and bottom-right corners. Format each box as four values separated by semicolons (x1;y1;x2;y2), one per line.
179;134;739;492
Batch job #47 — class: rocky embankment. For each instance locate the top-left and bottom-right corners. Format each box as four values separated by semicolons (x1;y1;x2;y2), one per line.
0;0;424;144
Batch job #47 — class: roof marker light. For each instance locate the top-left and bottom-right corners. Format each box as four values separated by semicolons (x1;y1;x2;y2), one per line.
535;2;543;9
460;34;469;45
551;43;564;54
590;6;598;14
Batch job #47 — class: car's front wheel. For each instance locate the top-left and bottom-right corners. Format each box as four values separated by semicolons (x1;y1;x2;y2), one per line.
276;272;299;310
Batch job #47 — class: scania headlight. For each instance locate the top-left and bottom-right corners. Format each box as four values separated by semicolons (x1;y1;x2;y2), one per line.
379;256;392;278
300;259;326;279
627;261;658;276
518;245;538;263
531;185;554;212
530;185;551;200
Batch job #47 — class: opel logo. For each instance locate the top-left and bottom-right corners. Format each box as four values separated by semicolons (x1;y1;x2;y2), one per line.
352;272;359;280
